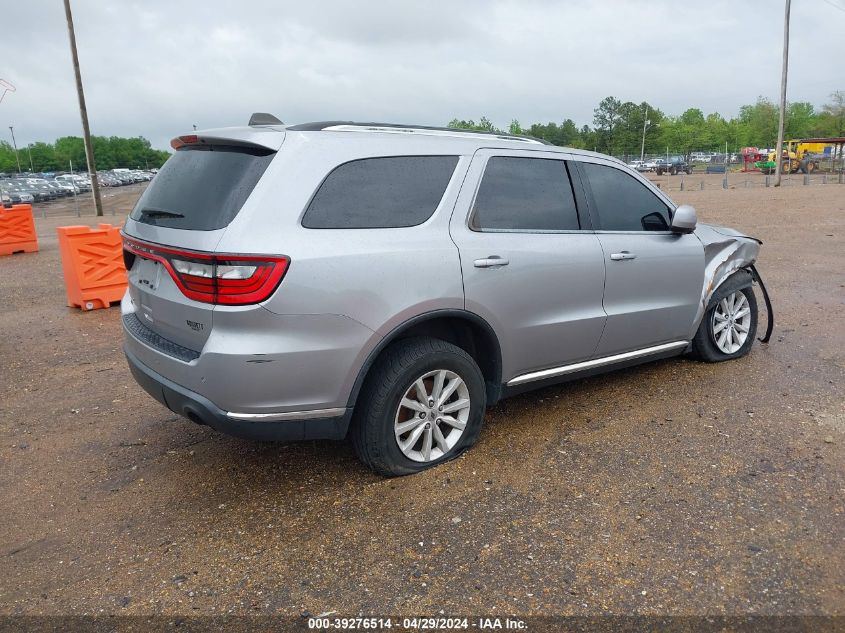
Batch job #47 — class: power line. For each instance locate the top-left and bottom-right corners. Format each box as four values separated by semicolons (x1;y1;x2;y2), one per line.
822;0;845;13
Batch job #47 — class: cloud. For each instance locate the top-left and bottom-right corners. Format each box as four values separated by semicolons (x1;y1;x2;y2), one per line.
0;0;841;150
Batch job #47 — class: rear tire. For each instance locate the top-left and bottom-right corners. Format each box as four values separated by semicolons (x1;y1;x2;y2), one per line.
350;337;486;476
690;286;758;362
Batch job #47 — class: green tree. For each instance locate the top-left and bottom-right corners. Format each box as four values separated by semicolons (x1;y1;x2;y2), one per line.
27;142;62;171
579;125;597;151
702;112;729;149
0;140;19;173
785;102;815;139
658;109;708;159
526;119;581;146
818;90;845;136
613;101;664;157
446;117;502;134
53;136;86;170
738;97;779;147
592;96;623;153
0;135;169;174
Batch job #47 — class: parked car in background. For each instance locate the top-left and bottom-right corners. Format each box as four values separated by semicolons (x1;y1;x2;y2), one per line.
121;118;768;476
52;180;79;195
55;174;91;191
627;160;646;171
655;156;692;175
44;181;69;197
0;186;34;205
98;173;120;187
30;182;58;200
6;180;51;203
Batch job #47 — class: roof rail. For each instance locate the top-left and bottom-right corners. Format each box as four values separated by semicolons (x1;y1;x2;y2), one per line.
285;121;548;145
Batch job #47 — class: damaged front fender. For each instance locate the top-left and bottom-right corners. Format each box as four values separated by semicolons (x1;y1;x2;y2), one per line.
692;223;761;331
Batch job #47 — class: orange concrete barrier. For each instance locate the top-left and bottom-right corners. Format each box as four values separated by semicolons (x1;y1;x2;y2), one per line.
57;223;127;311
0;204;38;256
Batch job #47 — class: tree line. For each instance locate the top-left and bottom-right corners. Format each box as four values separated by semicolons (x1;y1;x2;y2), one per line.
448;91;845;159
0;135;170;174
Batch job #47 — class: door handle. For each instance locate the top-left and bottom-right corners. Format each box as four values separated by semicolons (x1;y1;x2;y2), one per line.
610;252;637;261
474;256;510;268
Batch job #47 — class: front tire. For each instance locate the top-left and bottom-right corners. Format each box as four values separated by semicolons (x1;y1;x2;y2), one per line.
690;286;758;362
350;337;486;476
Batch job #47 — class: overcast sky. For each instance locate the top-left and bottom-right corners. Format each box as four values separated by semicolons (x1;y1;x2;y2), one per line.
1;0;842;150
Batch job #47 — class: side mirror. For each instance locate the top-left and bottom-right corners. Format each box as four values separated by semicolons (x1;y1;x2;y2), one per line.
671;204;697;233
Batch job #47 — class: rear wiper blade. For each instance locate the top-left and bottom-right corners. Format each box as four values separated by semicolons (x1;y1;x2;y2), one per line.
139;207;184;219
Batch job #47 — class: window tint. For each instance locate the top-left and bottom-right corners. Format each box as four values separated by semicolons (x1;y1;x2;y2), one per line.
302;156;458;229
580;162;671;231
471;157;579;231
130;145;274;231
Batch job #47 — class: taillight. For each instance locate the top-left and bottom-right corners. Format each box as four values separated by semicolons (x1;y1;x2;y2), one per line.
170;134;200;150
122;236;289;305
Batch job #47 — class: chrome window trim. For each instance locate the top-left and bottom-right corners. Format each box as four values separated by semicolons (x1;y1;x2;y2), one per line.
466;151;594;234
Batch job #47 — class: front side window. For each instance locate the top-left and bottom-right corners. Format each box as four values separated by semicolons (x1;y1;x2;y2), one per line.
580;162;671;231
302;156;458;229
471;157;580;231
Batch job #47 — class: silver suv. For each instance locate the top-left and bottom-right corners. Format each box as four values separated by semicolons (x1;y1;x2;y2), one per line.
121;117;769;476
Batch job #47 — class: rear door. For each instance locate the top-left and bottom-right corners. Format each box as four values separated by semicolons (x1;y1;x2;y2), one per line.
574;159;703;357
449;149;607;382
123;141;276;351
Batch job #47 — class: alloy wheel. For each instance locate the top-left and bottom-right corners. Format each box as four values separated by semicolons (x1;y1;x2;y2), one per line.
394;369;471;463
711;291;752;354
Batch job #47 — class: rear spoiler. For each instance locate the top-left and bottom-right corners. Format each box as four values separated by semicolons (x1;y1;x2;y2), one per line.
170;126;285;152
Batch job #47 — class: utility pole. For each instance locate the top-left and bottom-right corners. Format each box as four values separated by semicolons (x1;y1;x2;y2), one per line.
774;0;791;187
8;126;21;174
27;146;34;172
640;105;650;162
63;0;104;216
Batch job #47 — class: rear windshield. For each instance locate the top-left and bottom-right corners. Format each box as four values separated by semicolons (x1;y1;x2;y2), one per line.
129;145;274;231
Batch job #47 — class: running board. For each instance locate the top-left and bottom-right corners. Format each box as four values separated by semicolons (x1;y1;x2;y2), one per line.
506;341;689;387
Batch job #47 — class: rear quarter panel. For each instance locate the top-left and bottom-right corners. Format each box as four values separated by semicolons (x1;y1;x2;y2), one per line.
216;134;471;333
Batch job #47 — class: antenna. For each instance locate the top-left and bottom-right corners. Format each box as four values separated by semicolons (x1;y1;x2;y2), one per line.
249;112;284;126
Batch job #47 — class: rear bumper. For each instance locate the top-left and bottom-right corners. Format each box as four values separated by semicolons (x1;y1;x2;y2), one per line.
125;347;352;441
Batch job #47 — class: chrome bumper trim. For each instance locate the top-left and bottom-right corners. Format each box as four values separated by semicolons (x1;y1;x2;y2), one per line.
226;407;346;422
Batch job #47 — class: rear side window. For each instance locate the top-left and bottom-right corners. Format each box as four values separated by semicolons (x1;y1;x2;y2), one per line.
129;145;274;231
471;157;580;231
580;162;671;231
302;156;458;229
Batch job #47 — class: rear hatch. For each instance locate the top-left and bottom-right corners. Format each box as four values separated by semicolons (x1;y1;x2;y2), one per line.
122;128;285;353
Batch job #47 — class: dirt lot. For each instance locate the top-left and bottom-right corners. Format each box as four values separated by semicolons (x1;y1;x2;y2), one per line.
1;175;843;622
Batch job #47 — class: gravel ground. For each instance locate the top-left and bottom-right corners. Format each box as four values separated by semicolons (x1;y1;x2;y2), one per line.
0;176;843;622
